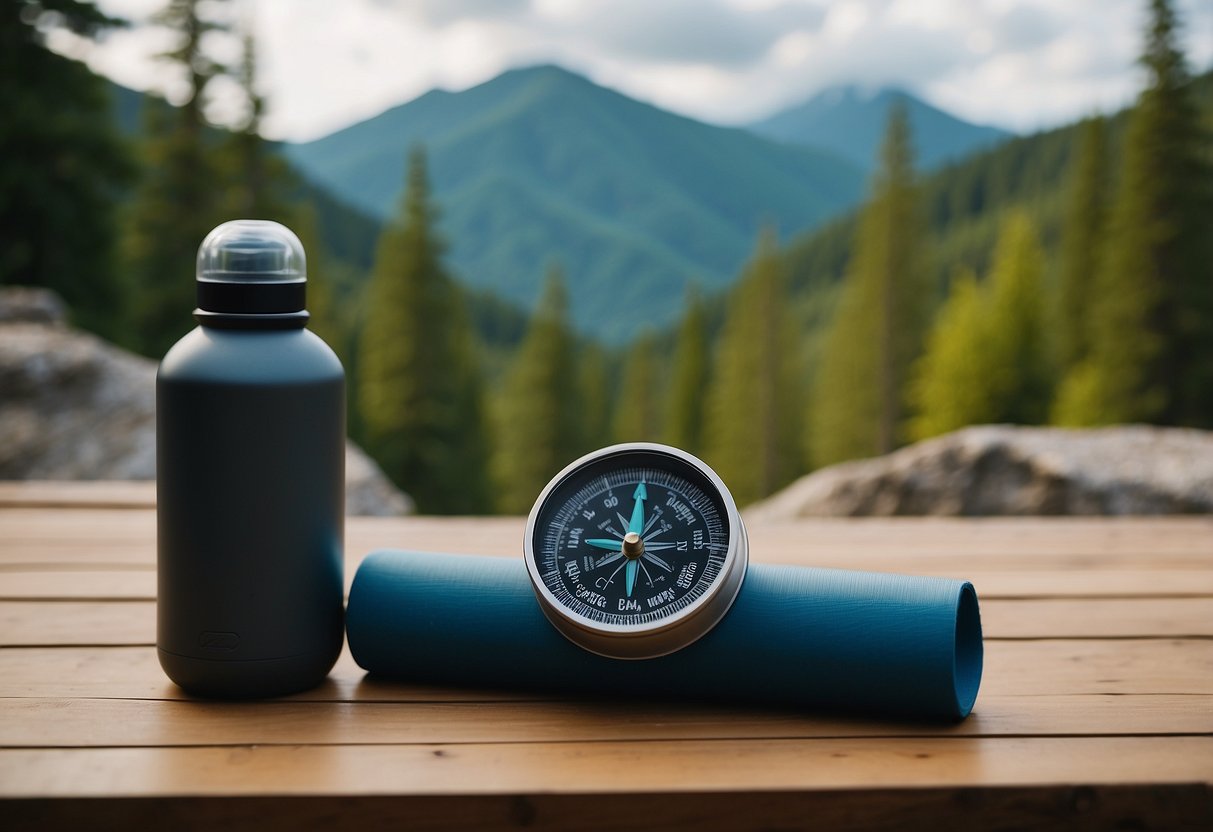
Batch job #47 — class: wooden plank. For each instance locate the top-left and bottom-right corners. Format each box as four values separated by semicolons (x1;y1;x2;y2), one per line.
0;482;155;510
0;647;540;704
5;565;1213;600
2;737;1211;797
8;786;1213;832
2;640;1209;701
987;638;1213;695
3;510;1211;570
5;597;1211;647
980;598;1213;639
0;570;158;601
0;602;155;646
1;693;1210;749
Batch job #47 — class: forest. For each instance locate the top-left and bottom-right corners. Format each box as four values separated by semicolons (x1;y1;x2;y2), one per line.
4;0;1212;514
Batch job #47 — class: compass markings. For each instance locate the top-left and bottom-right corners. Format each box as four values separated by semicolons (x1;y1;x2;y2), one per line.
537;462;733;627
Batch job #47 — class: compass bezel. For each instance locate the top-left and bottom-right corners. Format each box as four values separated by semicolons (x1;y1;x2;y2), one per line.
524;442;748;659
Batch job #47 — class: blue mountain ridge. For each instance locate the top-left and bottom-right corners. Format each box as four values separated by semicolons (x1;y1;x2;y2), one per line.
748;84;1011;172
283;65;868;341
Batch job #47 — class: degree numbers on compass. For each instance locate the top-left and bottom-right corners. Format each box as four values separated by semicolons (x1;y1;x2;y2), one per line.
536;465;729;628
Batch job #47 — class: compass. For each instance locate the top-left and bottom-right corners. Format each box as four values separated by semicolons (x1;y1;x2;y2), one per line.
524;442;748;659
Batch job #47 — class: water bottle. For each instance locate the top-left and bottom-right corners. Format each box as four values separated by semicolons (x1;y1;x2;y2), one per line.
157;220;345;698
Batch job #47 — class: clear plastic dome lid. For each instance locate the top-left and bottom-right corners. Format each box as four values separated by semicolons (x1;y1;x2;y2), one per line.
197;220;305;284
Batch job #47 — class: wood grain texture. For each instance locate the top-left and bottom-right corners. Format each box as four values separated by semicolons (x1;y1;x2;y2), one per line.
2;693;1211;748
0;481;155;510
2;639;1210;700
3;737;1212;797
4;597;1211;646
4;508;1212;566
7;566;1213;600
1;484;1210;830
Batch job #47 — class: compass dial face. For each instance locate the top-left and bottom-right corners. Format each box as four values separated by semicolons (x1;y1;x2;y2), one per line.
525;444;746;658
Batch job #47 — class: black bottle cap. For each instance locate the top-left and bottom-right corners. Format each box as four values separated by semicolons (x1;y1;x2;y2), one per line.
196;220;307;316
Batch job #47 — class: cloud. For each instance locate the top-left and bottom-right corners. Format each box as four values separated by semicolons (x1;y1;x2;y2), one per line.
85;0;1213;140
540;0;824;68
378;0;533;27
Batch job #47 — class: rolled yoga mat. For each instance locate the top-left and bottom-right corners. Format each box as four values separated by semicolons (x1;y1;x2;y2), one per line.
346;551;984;720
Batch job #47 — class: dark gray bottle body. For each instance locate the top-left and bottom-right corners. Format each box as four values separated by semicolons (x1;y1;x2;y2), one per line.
157;324;345;698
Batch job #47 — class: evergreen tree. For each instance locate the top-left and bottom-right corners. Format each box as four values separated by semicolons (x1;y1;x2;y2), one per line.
577;341;614;454
906;271;990;437
1056;117;1108;371
123;0;231;356
704;230;801;506
358;147;490;514
612;330;662;443
1056;0;1213;426
663;286;709;455
492;268;585;513
221;32;294;220
911;215;1051;438
807;104;929;467
1;2;133;338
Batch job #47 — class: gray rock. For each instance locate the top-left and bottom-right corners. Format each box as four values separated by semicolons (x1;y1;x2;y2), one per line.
746;425;1213;519
0;287;67;326
0;288;412;516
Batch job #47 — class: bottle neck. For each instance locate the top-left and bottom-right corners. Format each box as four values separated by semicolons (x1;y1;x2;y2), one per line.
194;309;310;330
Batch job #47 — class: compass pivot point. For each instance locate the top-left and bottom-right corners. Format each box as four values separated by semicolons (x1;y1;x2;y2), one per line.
622;532;644;559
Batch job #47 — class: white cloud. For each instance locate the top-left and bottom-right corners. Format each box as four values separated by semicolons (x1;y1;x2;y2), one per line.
80;0;1213;140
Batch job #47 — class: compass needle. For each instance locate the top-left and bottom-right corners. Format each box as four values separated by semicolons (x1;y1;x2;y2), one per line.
525;443;748;659
628;482;647;535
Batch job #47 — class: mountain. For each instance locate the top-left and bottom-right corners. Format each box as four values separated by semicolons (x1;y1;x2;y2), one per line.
284;65;864;340
749;85;1011;172
778;69;1213;360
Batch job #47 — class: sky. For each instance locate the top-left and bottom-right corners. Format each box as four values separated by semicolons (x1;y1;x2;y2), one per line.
66;0;1213;142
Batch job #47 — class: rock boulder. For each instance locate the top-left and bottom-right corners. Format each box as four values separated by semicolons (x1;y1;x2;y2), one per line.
0;287;412;516
747;425;1213;519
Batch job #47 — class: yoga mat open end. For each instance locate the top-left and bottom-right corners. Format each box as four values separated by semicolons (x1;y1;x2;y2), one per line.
953;582;984;718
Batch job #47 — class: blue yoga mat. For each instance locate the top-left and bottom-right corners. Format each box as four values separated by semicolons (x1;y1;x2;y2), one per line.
346;551;983;720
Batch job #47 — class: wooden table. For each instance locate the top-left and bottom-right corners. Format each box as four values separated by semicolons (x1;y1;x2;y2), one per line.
2;482;1211;830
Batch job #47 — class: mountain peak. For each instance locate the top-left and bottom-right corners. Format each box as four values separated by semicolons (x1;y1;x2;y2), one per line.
749;85;1010;171
284;62;864;341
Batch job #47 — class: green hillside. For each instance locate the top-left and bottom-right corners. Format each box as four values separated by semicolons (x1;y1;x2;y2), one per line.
284;65;865;340
769;69;1213;376
749;85;1011;172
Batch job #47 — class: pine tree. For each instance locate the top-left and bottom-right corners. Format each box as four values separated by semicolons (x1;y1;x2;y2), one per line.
612;330;662;443
1;2;133;338
577;341;614;454
807;103;929;467
123;0;231;356
1056;117;1108;371
663;286;709;455
358;147;490;514
704;230;801;506
492;268;585;513
906;271;990;437
1055;0;1213;426
910;214;1051;438
221;32;295;221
